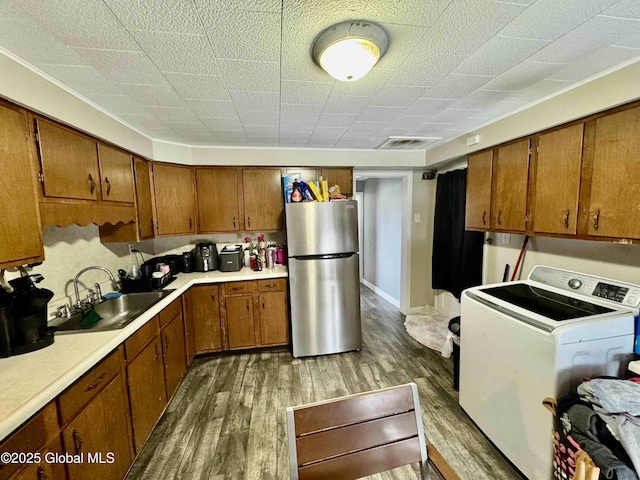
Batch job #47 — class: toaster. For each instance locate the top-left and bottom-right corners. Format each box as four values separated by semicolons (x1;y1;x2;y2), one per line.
219;245;244;272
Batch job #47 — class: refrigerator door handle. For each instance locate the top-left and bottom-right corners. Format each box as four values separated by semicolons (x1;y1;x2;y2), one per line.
292;252;356;261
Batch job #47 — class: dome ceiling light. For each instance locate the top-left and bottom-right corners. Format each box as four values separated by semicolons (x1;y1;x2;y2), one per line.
312;20;389;82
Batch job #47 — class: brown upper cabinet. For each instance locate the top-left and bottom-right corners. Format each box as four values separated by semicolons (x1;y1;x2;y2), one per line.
491;139;530;232
321;168;353;196
34;117;100;201
465;150;493;230
152;163;196;236
133;157;155;240
97;143;135;204
586;105;640;239
243;168;283;231
0;102;44;268
196;167;243;232
530;124;584;236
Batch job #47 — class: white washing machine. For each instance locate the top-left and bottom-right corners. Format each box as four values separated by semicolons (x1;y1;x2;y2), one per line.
460;266;638;480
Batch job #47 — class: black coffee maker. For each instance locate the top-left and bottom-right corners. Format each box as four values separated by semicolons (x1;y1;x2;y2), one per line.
0;269;55;357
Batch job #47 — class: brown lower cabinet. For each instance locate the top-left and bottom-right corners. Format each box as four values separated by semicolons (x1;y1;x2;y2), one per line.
0;283;286;480
61;373;133;480
182;288;196;365
126;336;167;453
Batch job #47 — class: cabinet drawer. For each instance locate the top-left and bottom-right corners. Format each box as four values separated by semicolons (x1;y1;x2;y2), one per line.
57;348;123;425
159;298;182;328
125;317;159;361
0;402;58;480
224;281;256;295
258;278;286;292
11;436;65;480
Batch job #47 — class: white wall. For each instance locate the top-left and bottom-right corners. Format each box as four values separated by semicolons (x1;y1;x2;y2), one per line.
361;178;402;306
484;234;640;286
410;171;435;308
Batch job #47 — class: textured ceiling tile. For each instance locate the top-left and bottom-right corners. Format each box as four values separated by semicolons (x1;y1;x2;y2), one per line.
345;121;388;134
527;16;640;64
186;99;237;118
34;64;123;95
358;107;404;122
212;0;282;13
613;31;640;49
200;117;243;131
131;31;220;75
146;106;200;123
244;125;279;136
196;6;281;62
601;0;640;19
403;98;457;116
307;138;340;147
385;115;433;129
72;48;168;84
279;80;331;106
500;79;571;103
365;0;451;27
102;0;204;34
217;60;280;92
427;109;481;124
340;132;375;142
86;94;148;114
117;114;165;129
330;69;393;97
246;137;280;146
171;123;210;135
423;74;494;99
207;130;247;140
230;91;280;112
371;85;426;107
0;0;32;19
0;19;86;65
237;110;279;126
416;0;527;56
316;113;359;128
481;61;570;91
16;0;138;50
312;126;348;138
374;24;426;70
455;35;549;76
322;95;373;114
164;73;230;101
116;83;186;107
452;89;513;109
280;105;323;124
387;54;467;87
280;121;317;134
280;41;332;83
499;0;618;41
549;46;640;82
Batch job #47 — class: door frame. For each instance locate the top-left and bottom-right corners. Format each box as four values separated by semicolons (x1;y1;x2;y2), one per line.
353;170;413;314
353;192;364;282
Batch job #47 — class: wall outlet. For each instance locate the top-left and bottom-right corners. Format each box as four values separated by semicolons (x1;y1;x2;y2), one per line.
500;233;511;245
414;213;421;223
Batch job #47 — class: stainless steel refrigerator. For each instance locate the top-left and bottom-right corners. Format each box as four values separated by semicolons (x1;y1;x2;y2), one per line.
285;200;361;358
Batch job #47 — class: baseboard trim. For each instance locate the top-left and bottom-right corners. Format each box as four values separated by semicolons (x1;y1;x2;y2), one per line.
361;279;400;308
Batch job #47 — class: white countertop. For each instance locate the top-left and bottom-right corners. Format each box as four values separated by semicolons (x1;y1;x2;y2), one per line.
0;267;287;441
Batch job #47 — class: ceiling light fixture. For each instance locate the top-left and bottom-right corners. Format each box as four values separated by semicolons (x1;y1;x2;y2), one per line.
312;20;389;82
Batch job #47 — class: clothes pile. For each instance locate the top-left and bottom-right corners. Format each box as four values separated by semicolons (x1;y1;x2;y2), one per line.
555;378;640;480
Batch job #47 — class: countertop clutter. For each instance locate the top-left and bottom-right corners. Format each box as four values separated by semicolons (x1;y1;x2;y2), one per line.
0;267;287;441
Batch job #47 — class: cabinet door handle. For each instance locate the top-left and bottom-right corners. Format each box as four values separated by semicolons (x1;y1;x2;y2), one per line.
246;300;250;311
593;209;600;230
150;218;154;232
164;334;169;351
247;216;251;228
88;173;96;194
262;300;265;309
210;291;215;302
497;210;502;226
37;467;49;480
232;286;242;291
266;283;274;288
72;429;83;454
233;216;236;228
563;209;570;229
84;373;105;392
482;210;487;225
105;176;111;195
154;342;159;360
189;218;192;229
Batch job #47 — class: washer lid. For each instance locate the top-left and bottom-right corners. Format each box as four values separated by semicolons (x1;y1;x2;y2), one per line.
479;283;615;321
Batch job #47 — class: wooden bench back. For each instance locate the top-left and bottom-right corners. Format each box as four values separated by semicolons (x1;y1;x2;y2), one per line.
286;382;429;480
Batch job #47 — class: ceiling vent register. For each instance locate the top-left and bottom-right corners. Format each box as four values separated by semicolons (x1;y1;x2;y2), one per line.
377;136;442;150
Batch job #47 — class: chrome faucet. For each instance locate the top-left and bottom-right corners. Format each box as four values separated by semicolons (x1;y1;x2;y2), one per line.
73;266;117;309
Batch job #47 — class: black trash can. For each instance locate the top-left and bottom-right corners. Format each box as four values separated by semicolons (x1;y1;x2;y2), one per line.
448;316;461;390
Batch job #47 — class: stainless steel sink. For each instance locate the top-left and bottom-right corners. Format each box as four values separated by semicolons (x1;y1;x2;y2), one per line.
53;291;174;334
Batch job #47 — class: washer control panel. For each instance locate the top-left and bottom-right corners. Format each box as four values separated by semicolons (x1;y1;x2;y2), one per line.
528;265;640;309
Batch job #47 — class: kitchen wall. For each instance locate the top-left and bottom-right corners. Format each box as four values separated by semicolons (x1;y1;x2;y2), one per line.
361;178;402;307
410;172;435;308
4;225;283;308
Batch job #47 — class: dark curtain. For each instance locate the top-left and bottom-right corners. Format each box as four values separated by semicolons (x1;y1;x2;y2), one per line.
431;169;484;300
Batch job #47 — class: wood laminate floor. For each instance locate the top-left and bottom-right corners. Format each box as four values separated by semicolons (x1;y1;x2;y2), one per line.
127;285;522;480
